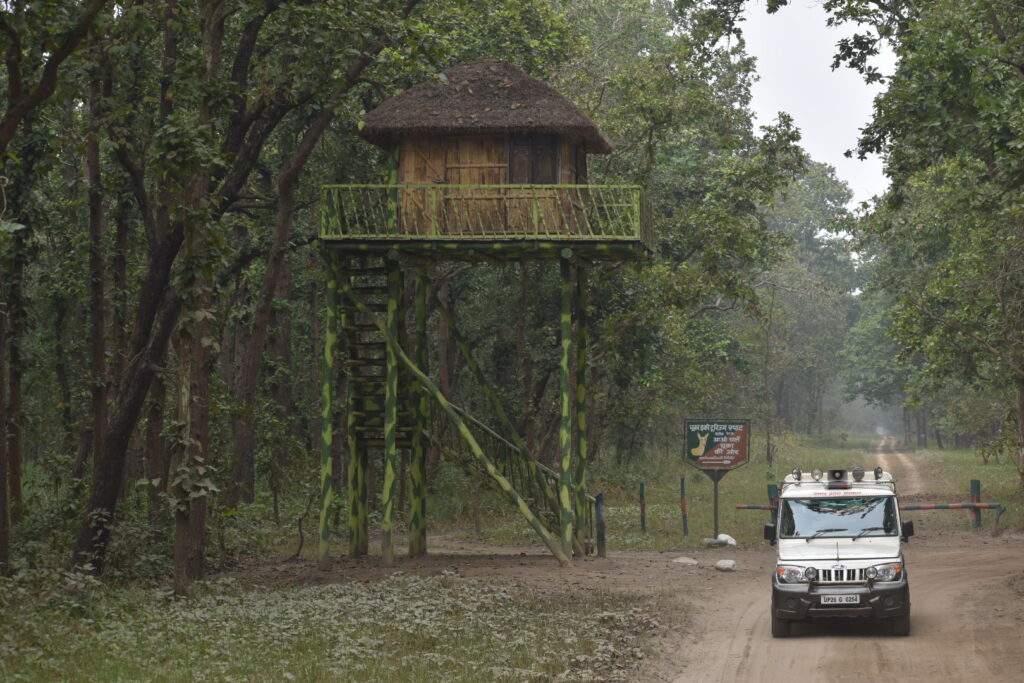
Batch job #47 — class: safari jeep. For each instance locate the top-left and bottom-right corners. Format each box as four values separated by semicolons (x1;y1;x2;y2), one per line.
764;467;914;637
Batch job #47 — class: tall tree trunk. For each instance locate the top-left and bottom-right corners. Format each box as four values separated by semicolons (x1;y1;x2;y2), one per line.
52;295;75;450
916;407;928;449
145;373;168;521
309;281;320;454
6;229;25;524
1016;383;1024;488
0;297;8;575
87;74;108;486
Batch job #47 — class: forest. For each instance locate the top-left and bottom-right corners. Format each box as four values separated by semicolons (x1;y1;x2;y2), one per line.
1;0;1024;677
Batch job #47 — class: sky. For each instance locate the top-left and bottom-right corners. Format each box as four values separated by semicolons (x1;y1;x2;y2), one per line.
740;1;896;206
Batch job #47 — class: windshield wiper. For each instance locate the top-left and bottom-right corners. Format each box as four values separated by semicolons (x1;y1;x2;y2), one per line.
853;526;886;540
806;527;847;542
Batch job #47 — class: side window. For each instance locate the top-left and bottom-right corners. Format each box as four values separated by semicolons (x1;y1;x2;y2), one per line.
509;134;559;184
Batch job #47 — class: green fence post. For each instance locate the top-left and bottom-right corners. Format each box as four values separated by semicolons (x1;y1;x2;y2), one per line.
768;483;779;525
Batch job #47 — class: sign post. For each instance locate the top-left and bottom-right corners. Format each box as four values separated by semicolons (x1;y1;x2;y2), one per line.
684;419;750;538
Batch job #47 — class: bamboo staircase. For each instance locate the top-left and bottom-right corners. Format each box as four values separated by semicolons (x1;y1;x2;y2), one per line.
334;255;594;561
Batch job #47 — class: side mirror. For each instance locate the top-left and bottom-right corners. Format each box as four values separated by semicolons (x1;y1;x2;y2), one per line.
763;522;777;545
901;519;914;542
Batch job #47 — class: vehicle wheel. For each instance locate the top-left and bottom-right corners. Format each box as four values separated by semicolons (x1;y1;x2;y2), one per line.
890;613;910;636
771;614;790;638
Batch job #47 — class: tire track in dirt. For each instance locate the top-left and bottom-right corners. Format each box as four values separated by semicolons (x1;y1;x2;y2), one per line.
873;435;925;496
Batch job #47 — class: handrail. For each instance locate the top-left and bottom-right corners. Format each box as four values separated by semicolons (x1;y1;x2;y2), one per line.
321;184;652;250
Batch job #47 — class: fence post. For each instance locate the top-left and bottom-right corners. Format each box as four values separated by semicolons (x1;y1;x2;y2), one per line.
596;493;607;558
970;479;981;529
767;484;779;525
640;482;647;534
680;477;688;536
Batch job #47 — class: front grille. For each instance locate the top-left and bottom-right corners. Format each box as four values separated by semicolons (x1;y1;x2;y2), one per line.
818;568;866;584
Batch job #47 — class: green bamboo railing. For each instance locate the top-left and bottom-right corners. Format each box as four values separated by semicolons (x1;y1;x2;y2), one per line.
321;184;653;250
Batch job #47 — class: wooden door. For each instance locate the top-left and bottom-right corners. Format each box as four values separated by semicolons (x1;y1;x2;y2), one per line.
444;136;507;235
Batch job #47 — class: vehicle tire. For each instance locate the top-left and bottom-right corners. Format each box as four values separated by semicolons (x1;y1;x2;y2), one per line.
890;613;910;636
771;614;790;638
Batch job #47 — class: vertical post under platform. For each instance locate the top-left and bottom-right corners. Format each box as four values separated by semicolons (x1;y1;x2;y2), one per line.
381;258;401;566
558;252;575;558
318;255;339;567
409;269;428;557
573;266;589;549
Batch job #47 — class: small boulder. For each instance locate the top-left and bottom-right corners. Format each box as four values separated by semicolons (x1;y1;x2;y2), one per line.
672;556;699;566
715;559;737;572
716;533;737;546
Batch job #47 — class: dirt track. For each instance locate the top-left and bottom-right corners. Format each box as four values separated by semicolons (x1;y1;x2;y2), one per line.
234;441;1024;681
648;439;1024;682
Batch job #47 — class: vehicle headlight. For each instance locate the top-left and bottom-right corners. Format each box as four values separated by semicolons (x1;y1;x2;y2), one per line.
867;562;903;582
776;565;815;583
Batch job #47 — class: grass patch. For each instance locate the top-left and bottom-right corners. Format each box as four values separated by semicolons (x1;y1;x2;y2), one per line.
0;570;656;682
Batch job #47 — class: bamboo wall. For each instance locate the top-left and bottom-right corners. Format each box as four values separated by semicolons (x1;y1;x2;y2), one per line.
396;134;591;237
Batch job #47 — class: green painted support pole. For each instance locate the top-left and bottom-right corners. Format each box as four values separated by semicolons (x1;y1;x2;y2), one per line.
409;269;428;557
573;266;589;549
337;279;572;566
318;255;339;567
768;483;779;525
970;479;981;529
680;477;688;537
640;482;647;533
381;259;401;566
558;253;575;558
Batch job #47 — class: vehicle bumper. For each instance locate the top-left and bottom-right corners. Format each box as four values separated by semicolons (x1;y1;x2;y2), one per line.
772;573;910;620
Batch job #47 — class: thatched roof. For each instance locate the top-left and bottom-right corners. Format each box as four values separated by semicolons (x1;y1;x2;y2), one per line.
358;60;612;154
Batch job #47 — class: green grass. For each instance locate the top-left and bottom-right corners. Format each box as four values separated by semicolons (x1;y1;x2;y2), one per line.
0;571;656;682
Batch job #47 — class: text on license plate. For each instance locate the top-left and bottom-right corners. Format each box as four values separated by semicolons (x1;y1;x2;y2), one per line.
821;594;860;605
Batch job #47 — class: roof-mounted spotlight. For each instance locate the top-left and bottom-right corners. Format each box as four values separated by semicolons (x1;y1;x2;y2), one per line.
852;466;865;482
811;468;823;481
791;468;802;481
874;466;884;480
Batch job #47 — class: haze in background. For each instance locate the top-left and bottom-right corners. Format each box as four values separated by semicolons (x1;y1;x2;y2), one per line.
742;1;896;207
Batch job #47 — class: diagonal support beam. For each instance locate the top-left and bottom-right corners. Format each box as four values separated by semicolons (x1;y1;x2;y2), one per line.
431;291;558;511
338;279;571;567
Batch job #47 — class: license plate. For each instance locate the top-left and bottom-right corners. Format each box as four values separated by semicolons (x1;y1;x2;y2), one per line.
821;594;860;605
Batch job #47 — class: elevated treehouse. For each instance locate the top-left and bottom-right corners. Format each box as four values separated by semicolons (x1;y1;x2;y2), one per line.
318;61;651;566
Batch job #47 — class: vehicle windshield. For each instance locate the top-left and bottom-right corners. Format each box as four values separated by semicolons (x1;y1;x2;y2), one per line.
779;496;897;539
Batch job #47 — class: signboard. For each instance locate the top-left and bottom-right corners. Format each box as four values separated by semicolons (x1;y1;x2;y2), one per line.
684;419;750;471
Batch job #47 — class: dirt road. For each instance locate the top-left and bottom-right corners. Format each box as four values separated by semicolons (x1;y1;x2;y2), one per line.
237;441;1023;681
648;442;1024;683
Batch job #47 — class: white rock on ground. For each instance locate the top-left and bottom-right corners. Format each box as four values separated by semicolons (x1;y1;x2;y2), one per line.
716;533;737;546
715;559;737;572
672;556;699;565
